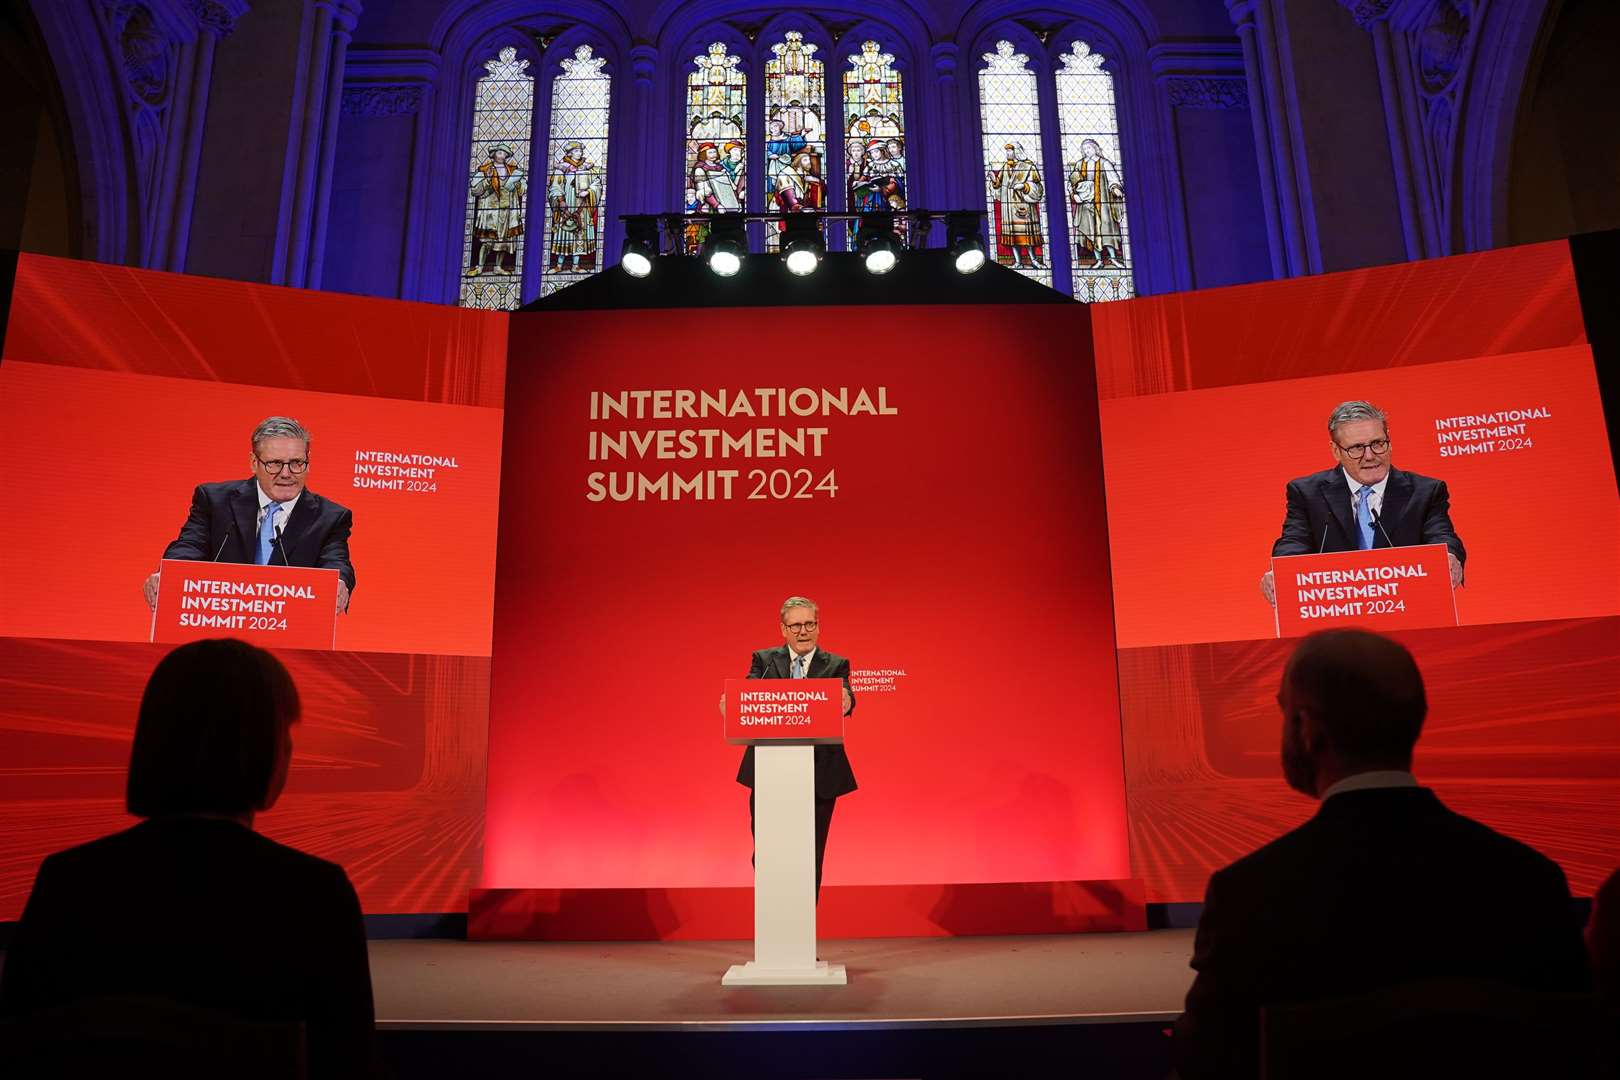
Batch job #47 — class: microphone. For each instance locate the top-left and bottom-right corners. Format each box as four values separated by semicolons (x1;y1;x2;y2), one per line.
274;520;290;568
1371;508;1395;549
1318;491;1336;554
212;527;232;561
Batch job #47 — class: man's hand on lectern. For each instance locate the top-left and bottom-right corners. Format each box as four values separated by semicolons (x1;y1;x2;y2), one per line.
1447;552;1464;589
1259;570;1276;606
143;571;160;611
717;693;726;719
336;580;351;615
842;686;852;716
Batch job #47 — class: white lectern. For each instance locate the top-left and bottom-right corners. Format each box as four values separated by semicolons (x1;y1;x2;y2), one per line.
721;676;847;987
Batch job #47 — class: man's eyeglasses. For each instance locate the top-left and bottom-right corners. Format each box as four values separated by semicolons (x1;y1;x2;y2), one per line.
256;457;309;474
783;621;818;634
1334;439;1389;458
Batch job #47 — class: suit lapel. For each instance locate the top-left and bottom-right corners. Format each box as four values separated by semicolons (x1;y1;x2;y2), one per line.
1376;469;1412;547
1318;470;1358;551
807;649;833;679
276;492;318;562
229;482;260;563
771;646;792;678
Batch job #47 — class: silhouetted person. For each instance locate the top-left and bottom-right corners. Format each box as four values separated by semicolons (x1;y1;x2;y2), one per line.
1172;629;1590;1079
1590;866;1620;1010
0;639;375;1078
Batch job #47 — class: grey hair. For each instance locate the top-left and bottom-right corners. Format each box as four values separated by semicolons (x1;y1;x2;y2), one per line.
1327;401;1387;438
251;416;311;452
780;596;818;623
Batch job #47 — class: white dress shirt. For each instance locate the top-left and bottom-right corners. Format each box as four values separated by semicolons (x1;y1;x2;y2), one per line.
1320;769;1419;801
786;646;816;677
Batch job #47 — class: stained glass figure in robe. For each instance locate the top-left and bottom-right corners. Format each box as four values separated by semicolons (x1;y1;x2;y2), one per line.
1057;40;1133;303
843;40;906;248
541;44;610;296
764;31;827;251
685;42;747;252
460;47;535;309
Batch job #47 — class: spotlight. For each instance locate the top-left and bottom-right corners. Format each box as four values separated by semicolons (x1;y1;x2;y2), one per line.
781;214;825;276
700;214;747;277
620;215;659;278
859;213;899;274
946;212;986;274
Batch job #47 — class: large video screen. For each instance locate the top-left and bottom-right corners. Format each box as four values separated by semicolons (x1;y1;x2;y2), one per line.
0;254;508;918
1094;241;1620;901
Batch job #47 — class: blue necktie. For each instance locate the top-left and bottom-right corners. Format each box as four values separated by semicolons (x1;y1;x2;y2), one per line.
1355;486;1376;550
792;654;806;679
256;503;283;565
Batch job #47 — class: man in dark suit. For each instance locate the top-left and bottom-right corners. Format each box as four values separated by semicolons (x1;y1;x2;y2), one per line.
143;416;355;614
1261;400;1464;605
1171;629;1591;1079
733;596;856;893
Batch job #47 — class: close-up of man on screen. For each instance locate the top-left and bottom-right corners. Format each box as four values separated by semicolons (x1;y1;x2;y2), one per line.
1260;401;1465;605
142;416;356;614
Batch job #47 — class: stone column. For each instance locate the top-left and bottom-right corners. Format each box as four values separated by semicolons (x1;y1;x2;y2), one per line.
157;2;248;271
628;44;658;215
1227;0;1311;276
929;42;961;216
273;0;361;288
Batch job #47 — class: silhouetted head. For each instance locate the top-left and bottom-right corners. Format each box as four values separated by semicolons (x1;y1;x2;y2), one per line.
1278;629;1426;797
126;639;300;819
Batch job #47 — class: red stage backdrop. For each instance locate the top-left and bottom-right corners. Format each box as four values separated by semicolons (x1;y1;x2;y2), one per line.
0;255;505;919
1093;241;1620;901
485;304;1131;891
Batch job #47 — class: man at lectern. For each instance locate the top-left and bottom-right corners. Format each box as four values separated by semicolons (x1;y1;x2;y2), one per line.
142;416;355;614
735;596;856;894
1260;401;1464;605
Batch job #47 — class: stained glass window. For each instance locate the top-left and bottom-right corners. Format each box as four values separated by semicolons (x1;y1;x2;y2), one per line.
684;41;747;253
1056;41;1132;303
540;44;610;297
843;40;906;249
460;47;535;310
978;41;1051;286
763;32;826;252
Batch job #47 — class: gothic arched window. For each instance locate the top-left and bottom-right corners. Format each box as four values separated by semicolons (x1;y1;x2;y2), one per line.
843;40;907;249
539;45;611;297
1056;41;1132;302
977;41;1052;286
763;31;827;252
460;47;536;310
684;41;747;253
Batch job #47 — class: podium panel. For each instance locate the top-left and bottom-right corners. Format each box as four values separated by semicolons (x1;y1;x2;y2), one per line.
151;559;340;649
722;677;847;987
1273;544;1457;638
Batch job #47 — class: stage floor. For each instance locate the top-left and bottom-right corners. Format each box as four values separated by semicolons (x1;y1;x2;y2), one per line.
372;928;1196;1031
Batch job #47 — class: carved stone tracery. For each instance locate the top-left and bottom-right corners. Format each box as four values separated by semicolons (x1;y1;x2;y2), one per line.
1165;77;1249;110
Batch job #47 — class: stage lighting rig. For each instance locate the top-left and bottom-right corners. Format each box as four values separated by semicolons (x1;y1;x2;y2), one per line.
946;212;987;274
858;213;900;274
700;214;746;277
781;214;826;276
619;215;659;277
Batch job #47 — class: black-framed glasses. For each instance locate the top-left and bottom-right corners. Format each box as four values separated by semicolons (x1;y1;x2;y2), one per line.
1334;438;1389;458
783;621;818;634
256;457;309;474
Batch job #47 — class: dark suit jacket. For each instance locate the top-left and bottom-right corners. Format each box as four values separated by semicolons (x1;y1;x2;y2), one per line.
0;817;375;1079
735;645;857;799
1172;787;1591;1079
163;479;356;592
1271;466;1465;564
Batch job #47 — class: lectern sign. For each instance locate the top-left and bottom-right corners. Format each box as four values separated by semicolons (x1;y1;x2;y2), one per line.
723;678;845;745
1272;544;1458;638
151;559;341;650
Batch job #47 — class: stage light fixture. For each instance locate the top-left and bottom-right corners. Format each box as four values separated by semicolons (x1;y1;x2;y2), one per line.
700;214;747;277
946;212;986;274
781;215;825;276
620;215;659;278
859;213;899;275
